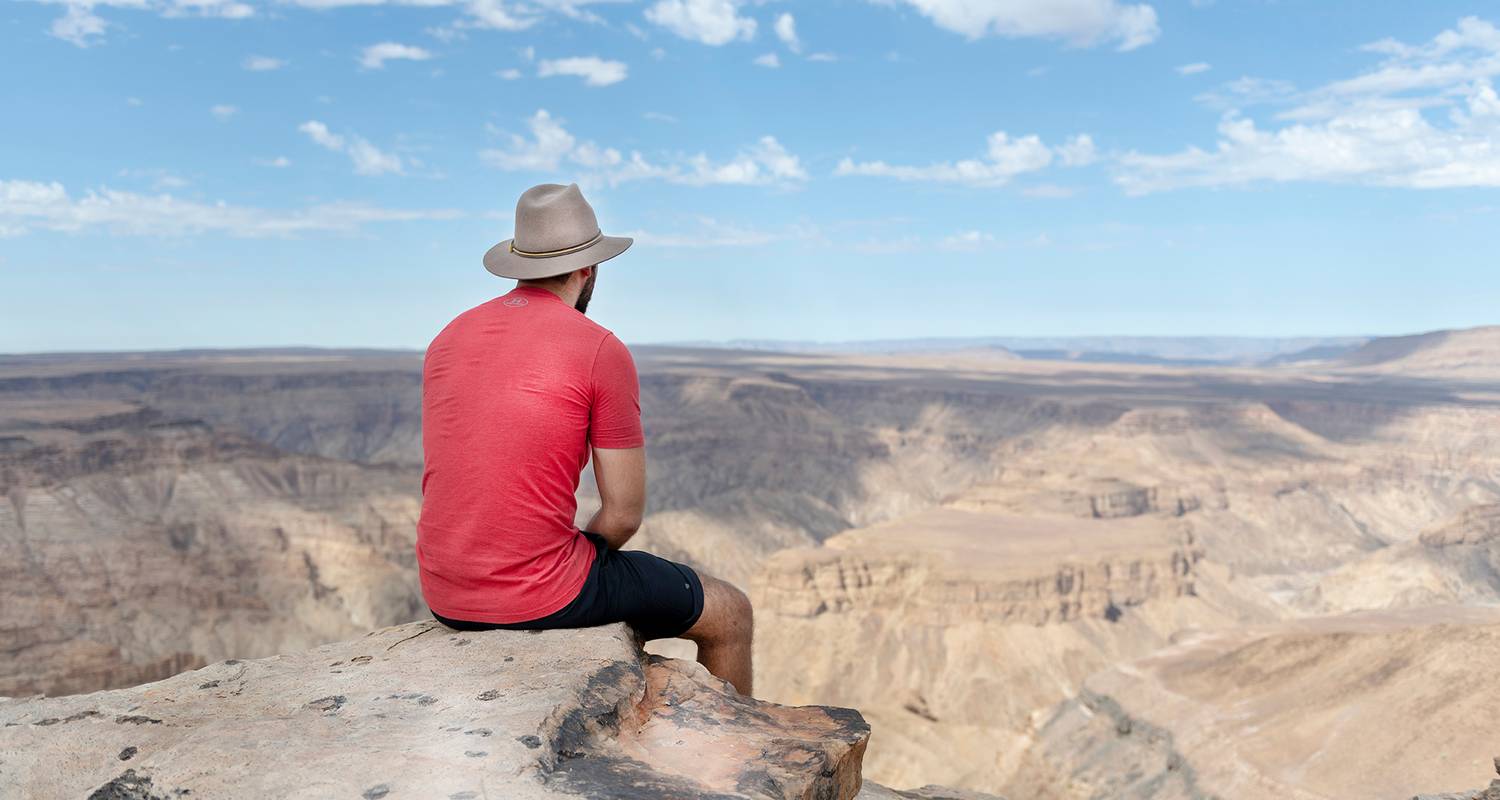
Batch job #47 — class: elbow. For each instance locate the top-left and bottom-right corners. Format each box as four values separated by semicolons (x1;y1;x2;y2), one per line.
618;509;644;536
600;502;644;536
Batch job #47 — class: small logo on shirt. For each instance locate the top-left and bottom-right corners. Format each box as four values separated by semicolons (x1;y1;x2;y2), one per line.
502;296;529;307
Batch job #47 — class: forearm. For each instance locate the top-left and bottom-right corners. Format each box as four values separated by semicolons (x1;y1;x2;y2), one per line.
586;504;641;549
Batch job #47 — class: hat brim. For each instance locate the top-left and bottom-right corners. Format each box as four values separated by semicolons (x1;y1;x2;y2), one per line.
483;235;633;280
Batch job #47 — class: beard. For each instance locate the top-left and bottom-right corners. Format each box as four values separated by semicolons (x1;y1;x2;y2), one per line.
574;266;598;314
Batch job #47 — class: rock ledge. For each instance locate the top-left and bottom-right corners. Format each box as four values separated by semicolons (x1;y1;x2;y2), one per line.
0;621;870;799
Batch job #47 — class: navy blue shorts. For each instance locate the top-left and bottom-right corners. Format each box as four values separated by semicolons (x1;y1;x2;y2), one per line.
430;531;705;641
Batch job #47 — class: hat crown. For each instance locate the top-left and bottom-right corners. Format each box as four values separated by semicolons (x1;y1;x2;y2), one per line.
512;183;600;254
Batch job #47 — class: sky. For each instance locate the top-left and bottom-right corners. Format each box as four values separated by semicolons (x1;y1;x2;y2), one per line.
3;0;1499;353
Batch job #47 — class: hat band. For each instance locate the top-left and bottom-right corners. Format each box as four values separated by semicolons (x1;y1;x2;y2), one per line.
509;230;603;258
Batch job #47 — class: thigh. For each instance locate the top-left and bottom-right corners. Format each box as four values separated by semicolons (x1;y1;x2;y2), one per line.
594;547;705;641
682;573;753;644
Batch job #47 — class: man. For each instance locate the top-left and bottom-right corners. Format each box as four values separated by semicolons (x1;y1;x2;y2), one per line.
417;183;753;695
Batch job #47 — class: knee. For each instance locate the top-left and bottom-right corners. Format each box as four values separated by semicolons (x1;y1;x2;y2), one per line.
726;583;753;627
705;578;753;638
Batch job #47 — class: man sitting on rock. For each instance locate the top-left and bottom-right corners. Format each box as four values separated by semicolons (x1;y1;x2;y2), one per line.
416;182;754;696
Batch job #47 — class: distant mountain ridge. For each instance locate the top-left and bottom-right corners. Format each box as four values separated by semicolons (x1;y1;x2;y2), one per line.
656;335;1371;366
1333;325;1500;378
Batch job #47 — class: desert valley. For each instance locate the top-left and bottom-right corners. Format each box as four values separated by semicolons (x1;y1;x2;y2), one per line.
3;325;1499;798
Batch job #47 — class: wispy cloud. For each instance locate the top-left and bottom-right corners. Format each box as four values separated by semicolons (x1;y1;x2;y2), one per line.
298;121;404;176
536;56;628;87
242;55;285;71
836;132;1097;187
43;0;252;47
1118;16;1500;193
872;0;1159;51
1176;62;1211;75
480;109;807;187
358;42;432;70
0;179;457;238
210;104;238;120
753;52;780;68
774;12;800;52
625;217;812;248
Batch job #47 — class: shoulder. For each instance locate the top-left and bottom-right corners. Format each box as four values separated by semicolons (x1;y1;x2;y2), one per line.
427;300;494;345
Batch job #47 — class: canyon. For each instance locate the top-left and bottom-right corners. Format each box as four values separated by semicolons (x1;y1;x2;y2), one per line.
2;326;1499;797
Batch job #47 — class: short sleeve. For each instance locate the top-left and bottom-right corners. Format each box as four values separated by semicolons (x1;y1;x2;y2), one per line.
589;333;645;449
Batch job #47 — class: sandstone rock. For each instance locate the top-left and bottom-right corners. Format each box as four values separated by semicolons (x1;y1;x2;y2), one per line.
0;621;870;799
1411;756;1500;800
857;783;1007;799
1420;504;1500;548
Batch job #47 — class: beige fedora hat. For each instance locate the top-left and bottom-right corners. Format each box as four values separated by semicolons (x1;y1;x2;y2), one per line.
483;183;633;280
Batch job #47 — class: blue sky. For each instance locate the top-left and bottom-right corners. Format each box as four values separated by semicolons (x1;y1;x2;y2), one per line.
2;0;1499;352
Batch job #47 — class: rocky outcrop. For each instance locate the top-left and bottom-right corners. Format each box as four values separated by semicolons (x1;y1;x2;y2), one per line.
1421;504;1500;547
1013;610;1500;800
0;621;872;799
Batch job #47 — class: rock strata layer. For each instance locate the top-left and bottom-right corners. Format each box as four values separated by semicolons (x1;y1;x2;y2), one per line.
0;621;871;799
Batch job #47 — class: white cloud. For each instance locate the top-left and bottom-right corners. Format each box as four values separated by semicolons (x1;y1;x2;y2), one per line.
536;56;628;87
836;130;1095;187
210;104;238;120
168;0;252;18
1176;61;1211;75
1023;183;1076;198
298;121;345;151
43;0;252;46
0;178;457;238
461;0;536;30
255;156;292;168
774;12;800;52
50;5;106;47
359;42;432;69
938;230;995;251
480;109;807;187
807;52;837;62
243;55;286;71
873;0;1160;51
347;139;403;176
496;68;523;80
1118;16;1500;193
35;0;614;45
645;0;755;46
298;120;404;176
753;52;780;68
1056;134;1097;166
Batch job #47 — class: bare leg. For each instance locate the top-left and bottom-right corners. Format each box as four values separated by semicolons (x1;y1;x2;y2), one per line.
681;574;754;696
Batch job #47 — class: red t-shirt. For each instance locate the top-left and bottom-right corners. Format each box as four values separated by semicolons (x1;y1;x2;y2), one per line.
416;284;645;623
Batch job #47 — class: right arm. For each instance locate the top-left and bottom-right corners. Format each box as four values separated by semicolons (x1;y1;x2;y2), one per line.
587;446;645;549
586;333;646;549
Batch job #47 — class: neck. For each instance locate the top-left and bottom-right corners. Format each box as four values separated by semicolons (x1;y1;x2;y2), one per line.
517;279;580;309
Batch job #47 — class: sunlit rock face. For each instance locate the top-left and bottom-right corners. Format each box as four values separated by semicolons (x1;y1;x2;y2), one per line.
0;409;423;697
0;621;874;800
